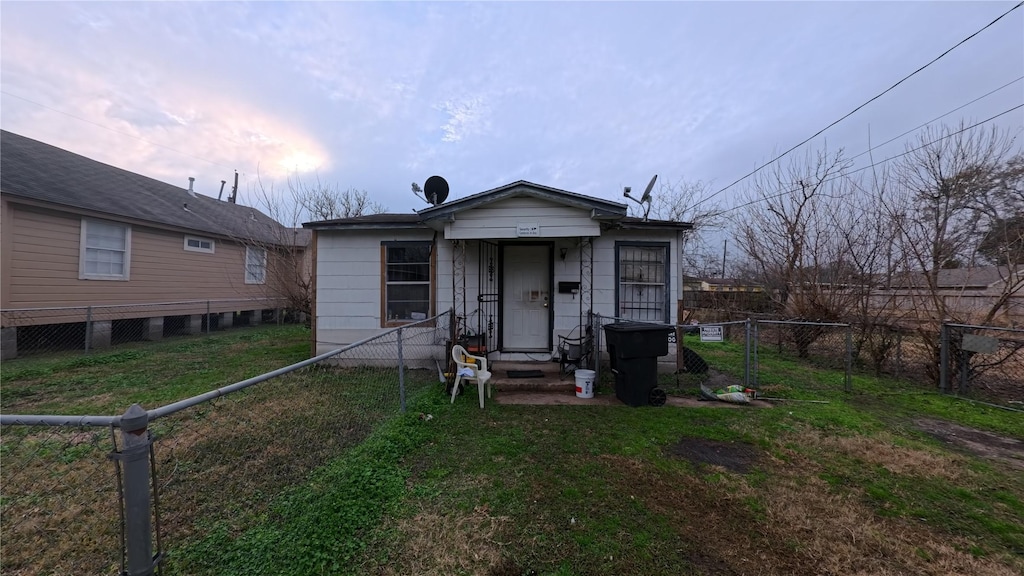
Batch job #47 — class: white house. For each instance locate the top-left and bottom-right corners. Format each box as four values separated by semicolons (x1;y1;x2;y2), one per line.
303;181;693;362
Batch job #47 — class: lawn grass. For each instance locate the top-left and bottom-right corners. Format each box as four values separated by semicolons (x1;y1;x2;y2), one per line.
3;325;1022;575
1;324;311;415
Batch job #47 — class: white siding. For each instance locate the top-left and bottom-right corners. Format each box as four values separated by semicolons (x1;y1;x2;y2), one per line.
314;229;436;352
445;197;600;239
313;223;683;357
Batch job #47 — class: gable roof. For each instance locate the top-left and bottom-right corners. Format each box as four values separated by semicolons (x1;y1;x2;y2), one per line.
304;181;692;232
0;130;290;245
417;180;628;222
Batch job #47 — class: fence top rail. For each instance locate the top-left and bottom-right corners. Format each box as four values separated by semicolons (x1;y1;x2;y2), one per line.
757;320;850;328
946;323;1024;333
0;413;120;427
2;310;450;427
1;298;289;313
596;314;750;329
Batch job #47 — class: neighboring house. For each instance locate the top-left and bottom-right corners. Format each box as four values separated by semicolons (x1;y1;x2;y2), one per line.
303;181;692;362
876;265;1023;326
0;130;302;359
681;276;770;314
682;276;764;293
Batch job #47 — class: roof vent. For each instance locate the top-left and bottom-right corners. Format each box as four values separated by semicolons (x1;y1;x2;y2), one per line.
187;177;197;198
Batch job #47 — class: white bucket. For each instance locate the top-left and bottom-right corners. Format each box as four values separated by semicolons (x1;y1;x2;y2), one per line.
574;369;596;399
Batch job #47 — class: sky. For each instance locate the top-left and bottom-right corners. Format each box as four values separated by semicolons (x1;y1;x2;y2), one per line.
1;1;1022;225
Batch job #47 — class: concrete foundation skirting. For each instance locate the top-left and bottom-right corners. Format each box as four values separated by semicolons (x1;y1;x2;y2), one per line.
220;312;234;330
89;320;112;349
142;317;164;341
1;327;17;360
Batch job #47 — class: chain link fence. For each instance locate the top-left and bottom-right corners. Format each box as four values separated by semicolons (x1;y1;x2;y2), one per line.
1;299;292;359
753;320;852;393
0;311;451;576
941;323;1024;410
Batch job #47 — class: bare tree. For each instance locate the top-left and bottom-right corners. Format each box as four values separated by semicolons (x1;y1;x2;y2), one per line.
246;172;388;319
631;177;726;276
882;123;1023;383
732;146;864;357
885;124;1021;326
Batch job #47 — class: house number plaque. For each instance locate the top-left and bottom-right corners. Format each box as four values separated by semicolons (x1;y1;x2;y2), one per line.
516;223;540;237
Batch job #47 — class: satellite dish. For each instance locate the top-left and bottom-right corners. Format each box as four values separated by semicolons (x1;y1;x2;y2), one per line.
622;174;657;221
640;174;658;204
423;175;449;205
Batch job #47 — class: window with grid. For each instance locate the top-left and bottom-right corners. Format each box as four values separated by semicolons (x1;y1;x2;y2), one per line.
383;242;433;325
184;235;215;253
245;246;267;284
80;219;131;280
616;242;669;322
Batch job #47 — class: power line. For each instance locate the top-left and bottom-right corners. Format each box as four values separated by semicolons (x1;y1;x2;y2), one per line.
694;1;1024;210
848;76;1024;163
721;103;1024;215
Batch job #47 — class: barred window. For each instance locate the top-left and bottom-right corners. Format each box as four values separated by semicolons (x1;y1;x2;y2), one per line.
616;242;669;322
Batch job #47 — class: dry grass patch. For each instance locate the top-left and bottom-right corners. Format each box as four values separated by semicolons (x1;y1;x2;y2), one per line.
604;452;1020;576
376;504;512;576
786;427;973;482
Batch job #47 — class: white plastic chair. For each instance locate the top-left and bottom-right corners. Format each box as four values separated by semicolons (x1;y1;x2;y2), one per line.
450;344;492;409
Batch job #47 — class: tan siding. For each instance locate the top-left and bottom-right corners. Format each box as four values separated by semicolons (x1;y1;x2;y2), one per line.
1;199;12;308
4;204;289;314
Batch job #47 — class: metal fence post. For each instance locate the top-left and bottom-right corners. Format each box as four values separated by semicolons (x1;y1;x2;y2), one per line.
119;403;155;576
939;323;949;393
397;327;406;413
744;319;751;388
85;305;93;355
752;320;760;388
206;301;211;336
845;324;853;393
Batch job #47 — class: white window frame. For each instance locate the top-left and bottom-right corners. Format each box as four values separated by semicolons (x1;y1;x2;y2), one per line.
184;235;215;254
245;246;267;285
79;219;131;281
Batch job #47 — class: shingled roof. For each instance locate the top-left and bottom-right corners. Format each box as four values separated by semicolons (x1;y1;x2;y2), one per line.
0;130;290;245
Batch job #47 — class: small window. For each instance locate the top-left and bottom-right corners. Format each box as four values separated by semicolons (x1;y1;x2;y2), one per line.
245;246;267;284
616;242;669;322
382;241;433;325
80;219;131;280
184;236;215;254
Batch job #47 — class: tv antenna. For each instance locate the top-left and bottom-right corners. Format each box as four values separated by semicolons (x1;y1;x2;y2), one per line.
623;174;657;221
412;175;450;206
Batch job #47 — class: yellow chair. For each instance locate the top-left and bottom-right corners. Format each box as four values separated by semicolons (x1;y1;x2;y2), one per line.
450;344;492;409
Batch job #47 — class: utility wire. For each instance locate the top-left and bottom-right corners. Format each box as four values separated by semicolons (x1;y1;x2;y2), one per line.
694;1;1024;211
722;103;1023;215
848;75;1024;163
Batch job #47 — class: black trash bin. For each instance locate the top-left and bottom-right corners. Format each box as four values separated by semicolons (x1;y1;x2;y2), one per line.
603;322;674;407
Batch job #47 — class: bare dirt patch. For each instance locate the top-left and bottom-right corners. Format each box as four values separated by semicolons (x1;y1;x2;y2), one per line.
665;437;760;473
914;418;1024;470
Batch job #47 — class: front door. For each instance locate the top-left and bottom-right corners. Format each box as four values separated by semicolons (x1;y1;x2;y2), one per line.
502;244;551;351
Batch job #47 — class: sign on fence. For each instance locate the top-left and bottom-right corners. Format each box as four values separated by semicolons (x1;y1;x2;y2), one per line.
962;334;999;354
700;325;723;342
